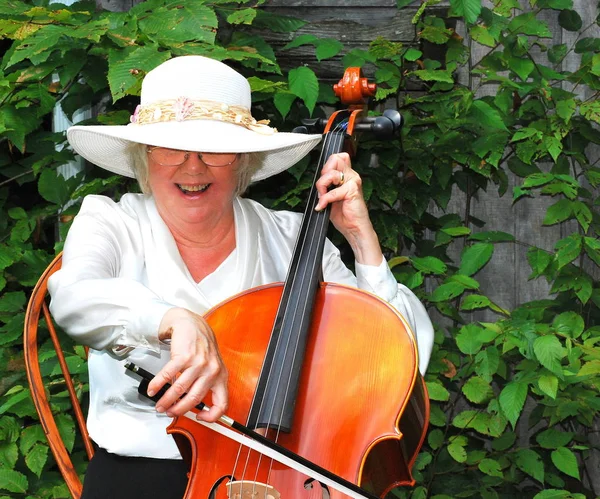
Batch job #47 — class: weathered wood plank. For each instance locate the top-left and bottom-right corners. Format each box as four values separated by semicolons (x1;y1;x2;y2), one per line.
258;5;450;80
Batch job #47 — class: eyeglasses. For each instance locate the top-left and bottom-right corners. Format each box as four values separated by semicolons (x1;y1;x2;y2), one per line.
147;147;239;167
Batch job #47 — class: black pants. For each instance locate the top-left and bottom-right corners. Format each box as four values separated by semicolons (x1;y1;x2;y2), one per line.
81;446;189;499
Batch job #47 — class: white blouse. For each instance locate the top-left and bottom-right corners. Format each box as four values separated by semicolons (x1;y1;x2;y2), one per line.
48;193;433;459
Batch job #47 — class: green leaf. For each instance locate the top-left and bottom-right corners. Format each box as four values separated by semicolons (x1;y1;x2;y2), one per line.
19;425;46;455
479;458;503;478
548;43;568;63
448;440;468;462
430;282;465;302
397;0;414;7
461;294;491;310
55;414;75;453
534;491;583;499
462;376;493;404
551;447;579;479
0;442;17;470
288;66;319;115
470;100;508;131
273;92;296;119
499;380;528;427
554;234;582;269
107;47;171;102
315;39;344;61
516;448;545;483
24;443;48;478
283;34;318;50
543;199;573;226
509;56;535;80
536;428;574;449
404;48;422;61
0;469;27;493
578;360;600;377
533;335;564;375
456;324;486;355
426;381;450;401
227;8;256;25
0;387;30;415
412;69;454;83
508;12;552;37
523;173;556;189
538;373;559;399
470;25;496;47
475;347;500;380
558;9;582;31
580;101;600;124
553;312;585;338
449;0;482;24
428;428;444;450
572;201;592;232
0;291;25;313
556;98;576;122
411;256;447;275
459;243;494;276
442;226;471;236
584;237;600;266
543;135;563;162
37;169;70;205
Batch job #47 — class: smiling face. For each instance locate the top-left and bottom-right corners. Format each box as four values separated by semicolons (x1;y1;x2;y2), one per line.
147;148;240;228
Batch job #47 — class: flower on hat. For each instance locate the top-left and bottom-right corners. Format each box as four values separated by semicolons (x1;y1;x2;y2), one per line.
173;97;195;122
130;105;141;124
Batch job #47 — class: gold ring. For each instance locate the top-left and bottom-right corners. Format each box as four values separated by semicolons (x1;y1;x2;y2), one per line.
339;171;345;185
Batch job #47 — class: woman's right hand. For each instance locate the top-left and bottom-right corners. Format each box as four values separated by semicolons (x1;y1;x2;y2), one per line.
147;307;228;423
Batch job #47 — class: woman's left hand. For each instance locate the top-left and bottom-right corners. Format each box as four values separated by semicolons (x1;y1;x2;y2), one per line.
314;153;384;266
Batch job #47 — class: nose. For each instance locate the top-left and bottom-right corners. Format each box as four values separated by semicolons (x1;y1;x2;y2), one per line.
180;152;208;172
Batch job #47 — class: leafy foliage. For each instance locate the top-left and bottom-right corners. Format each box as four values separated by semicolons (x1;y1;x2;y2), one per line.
0;0;598;498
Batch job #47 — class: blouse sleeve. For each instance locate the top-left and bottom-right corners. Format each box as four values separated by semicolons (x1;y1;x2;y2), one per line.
322;241;434;374
47;197;173;355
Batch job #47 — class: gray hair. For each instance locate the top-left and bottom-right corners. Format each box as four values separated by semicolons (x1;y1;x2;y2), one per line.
128;143;260;197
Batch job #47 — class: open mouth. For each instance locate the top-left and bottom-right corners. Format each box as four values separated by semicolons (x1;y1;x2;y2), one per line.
177;183;210;194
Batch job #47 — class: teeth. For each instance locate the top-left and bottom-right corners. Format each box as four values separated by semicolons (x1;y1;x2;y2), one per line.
178;184;209;193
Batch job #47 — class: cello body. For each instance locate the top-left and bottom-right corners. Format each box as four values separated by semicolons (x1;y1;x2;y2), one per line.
169;282;429;498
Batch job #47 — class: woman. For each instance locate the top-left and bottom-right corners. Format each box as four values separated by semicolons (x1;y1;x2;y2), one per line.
48;55;433;499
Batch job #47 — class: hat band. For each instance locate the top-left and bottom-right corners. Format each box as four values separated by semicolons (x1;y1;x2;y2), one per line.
130;97;277;135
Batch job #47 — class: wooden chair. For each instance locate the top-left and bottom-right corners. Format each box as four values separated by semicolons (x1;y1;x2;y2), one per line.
23;253;94;499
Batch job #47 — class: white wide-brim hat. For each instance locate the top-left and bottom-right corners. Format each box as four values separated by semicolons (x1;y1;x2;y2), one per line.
66;56;322;182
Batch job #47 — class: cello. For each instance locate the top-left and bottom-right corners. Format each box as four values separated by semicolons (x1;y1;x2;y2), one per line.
129;67;429;499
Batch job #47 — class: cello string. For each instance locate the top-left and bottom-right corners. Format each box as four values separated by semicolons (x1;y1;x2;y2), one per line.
230;125;338;496
264;125;348;493
248;127;343;490
265;121;347;440
259;121;348;480
262;122;346;440
234;118;350;497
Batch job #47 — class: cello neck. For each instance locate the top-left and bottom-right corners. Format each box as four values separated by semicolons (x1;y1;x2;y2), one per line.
246;118;350;432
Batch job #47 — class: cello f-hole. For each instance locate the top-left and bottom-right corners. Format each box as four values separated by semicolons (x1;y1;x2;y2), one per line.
209;475;234;499
304;478;331;499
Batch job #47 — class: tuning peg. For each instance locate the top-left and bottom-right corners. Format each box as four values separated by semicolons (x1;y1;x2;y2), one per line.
371;111;403;139
298;118;328;133
383;109;402;132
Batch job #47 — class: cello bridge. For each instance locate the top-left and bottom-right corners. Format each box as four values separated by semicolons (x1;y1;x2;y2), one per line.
226;480;281;499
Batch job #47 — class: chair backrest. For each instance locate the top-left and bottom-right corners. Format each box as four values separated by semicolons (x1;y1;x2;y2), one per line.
23;253;94;499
